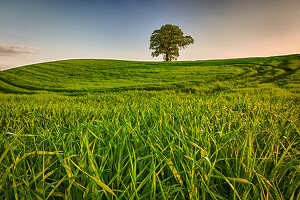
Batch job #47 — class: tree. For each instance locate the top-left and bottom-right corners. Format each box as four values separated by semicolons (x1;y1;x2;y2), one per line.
149;24;194;61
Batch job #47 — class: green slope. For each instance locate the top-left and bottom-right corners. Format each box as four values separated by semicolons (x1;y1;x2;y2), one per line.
0;54;299;199
1;54;299;95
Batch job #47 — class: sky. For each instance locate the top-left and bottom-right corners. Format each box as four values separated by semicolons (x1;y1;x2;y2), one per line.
0;0;299;70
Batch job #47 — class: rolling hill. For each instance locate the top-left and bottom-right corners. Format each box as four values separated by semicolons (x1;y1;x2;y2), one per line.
0;54;299;95
0;54;299;199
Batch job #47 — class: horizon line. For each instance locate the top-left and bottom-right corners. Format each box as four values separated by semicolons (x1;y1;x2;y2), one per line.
1;53;299;71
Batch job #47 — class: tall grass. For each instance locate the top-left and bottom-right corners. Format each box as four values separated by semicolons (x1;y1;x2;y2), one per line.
0;91;299;199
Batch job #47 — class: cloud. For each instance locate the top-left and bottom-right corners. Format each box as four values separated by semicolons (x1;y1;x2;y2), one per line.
0;44;37;56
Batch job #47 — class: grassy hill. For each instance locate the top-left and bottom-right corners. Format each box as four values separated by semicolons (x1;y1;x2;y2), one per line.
0;55;299;199
0;54;299;95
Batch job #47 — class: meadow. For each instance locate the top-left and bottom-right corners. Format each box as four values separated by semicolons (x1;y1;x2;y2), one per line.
0;54;299;199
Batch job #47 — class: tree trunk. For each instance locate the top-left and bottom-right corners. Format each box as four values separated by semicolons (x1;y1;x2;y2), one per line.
165;52;170;61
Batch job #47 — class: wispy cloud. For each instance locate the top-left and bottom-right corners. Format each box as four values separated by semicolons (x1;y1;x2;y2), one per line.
0;44;37;56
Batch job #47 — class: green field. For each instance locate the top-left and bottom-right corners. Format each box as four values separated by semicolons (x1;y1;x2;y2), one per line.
0;54;299;199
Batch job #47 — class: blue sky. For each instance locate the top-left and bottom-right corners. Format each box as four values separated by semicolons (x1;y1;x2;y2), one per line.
0;0;299;69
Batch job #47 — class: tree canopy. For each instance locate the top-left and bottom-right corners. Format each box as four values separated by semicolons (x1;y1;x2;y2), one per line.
149;24;194;61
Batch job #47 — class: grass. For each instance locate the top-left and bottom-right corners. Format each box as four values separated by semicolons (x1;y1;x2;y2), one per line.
0;54;299;199
0;54;299;95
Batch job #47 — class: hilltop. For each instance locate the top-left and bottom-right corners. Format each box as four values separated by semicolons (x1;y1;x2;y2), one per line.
0;54;299;95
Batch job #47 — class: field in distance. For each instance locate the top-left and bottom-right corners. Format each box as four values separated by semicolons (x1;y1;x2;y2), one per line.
0;54;299;94
0;54;299;199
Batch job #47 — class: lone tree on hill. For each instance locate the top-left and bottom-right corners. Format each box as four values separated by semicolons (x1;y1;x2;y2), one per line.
150;24;194;61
